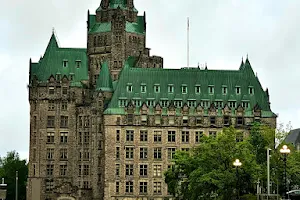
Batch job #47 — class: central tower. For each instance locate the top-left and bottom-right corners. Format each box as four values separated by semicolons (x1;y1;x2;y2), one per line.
87;0;163;86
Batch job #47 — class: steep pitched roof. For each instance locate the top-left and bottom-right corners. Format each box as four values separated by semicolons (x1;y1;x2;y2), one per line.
285;129;300;145
105;57;275;116
96;61;113;91
30;33;88;87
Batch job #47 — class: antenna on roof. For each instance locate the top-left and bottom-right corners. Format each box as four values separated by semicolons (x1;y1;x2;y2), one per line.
187;17;190;68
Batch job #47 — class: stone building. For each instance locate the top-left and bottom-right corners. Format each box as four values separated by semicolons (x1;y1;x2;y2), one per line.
27;0;276;200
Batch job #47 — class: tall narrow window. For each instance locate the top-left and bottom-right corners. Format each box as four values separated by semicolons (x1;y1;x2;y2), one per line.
236;86;241;95
126;130;134;142
195;85;201;94
154;84;160;93
249;87;254;95
62;60;68;68
208;85;214;94
168;85;174;93
182;85;187;94
181;131;189;143
127;84;133;92
141;85;146;93
222;86;228;95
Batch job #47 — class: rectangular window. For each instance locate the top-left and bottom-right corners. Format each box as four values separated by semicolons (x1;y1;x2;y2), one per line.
168;148;176;160
48;100;55;111
126;164;134;176
182;85;187;94
62;60;68;67
140;147;148;159
60;165;67;176
210;116;216;125
181;131;189;143
126;147;134;159
236;86;241;94
209;131;217;138
116;164;120;177
168;85;174;93
116;147;120;160
47;132;55;143
195;85;201;94
161;100;168;108
140;181;148;194
75;60;81;68
116;182;120;193
237;117;244;125
84;132;90;144
174;100;183;107
83;165;90;175
168;131;176;142
134;99;141;107
119;99;127;107
228;101;236;108
116;130;120;142
84;116;90;127
127;114;134;124
61;101;68;110
46;164;54;176
140;130;148;142
45;180;54;192
127;84;133;92
196;117;202;125
83;181;89;189
60;148;68;160
153;182;162;194
126;130;134;142
195;131;203;143
222;86;228;95
146;100;155;107
242;101;249;108
154;85;160;93
62;87;68;95
140;164;148;177
182;148;190;152
60;116;68;128
208;85;214;94
224;116;230;126
215;101;223;108
141;85;146;93
182;116;188;124
126;181;134;194
153;165;162;177
201;101;210;108
154;131;162;142
249;87;254;95
47;116;55;128
153;147;162;159
60;132;68;143
187;100;196;107
46;148;54;160
48;86;55;95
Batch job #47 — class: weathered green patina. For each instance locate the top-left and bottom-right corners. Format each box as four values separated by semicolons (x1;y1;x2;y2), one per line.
30;33;88;87
96;61;113;92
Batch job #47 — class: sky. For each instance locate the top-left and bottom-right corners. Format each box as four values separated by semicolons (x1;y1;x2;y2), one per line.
0;0;299;160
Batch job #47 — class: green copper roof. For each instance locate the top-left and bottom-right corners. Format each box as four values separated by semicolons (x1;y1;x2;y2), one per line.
30;33;88;86
96;61;113;91
105;57;274;116
88;15;145;35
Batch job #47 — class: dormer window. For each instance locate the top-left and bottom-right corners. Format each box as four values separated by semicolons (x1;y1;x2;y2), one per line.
228;101;236;108
154;84;160;93
141;84;146;93
236;86;241;95
56;74;61;80
75;60;81;68
174;100;182;107
168;85;174;93
161;100;168;108
119;99;127;107
195;85;201;94
127;84;133;92
249;87;254;95
201;100;210;108
208;85;214;94
242;101;250;108
63;60;68;67
215;101;223;108
222;86;228;95
49;86;55;95
187;100;196;107
182;85;187;94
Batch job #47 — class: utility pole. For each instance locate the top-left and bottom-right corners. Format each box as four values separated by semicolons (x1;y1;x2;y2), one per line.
15;171;18;200
267;148;271;198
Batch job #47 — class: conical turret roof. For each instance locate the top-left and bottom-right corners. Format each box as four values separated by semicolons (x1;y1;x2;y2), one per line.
96;61;113;92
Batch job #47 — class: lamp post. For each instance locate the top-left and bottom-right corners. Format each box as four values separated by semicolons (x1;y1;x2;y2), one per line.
280;145;290;199
233;159;242;200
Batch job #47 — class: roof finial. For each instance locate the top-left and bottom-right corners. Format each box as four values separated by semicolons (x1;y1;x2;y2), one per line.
52;27;55;34
197;62;200;68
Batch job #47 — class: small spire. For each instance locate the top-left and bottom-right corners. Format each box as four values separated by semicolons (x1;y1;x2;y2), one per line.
197;62;200;69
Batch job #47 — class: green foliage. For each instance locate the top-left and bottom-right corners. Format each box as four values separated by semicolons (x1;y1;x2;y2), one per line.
165;127;261;200
0;151;28;200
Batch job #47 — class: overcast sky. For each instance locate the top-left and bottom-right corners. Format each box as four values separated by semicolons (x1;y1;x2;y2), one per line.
0;0;299;160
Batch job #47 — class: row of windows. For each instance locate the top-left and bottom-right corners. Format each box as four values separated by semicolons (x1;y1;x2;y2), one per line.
116;181;162;194
93;35;108;47
46;164;90;177
127;84;254;95
116;164;167;178
46;147;90;161
48;100;68;111
48;86;70;95
47;116;68;128
120;130;205;143
45;180;90;192
46;131;90;144
61;60;81;68
119;99;250;109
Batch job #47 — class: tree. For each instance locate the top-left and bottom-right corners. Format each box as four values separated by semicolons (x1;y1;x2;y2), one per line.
165;127;261;200
0;151;28;200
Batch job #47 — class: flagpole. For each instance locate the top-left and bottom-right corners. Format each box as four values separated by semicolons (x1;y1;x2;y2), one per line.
15;171;18;200
187;17;190;67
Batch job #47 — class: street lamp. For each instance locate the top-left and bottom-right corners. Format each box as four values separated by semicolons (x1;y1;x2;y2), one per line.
233;159;242;200
280;145;290;199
